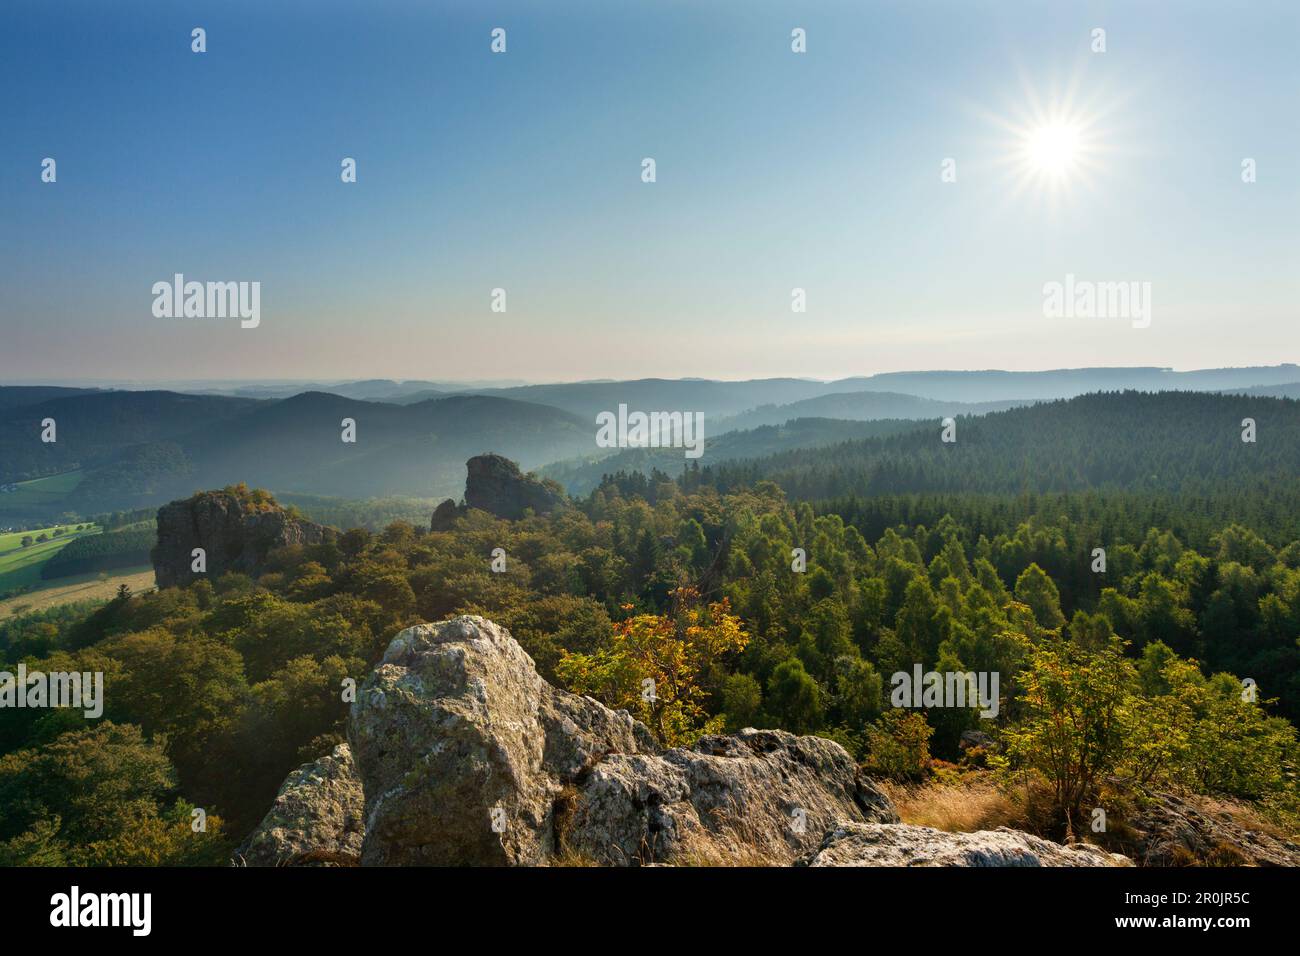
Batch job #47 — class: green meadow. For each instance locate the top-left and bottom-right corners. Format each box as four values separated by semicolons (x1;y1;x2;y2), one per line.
0;522;101;592
0;470;83;513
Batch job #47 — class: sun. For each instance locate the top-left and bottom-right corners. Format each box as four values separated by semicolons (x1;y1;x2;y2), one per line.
994;104;1107;208
973;68;1123;210
1024;121;1082;178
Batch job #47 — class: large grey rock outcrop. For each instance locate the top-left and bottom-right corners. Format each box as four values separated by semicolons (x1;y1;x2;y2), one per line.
254;614;1132;867
348;615;897;866
238;743;364;866
349;616;654;866
563;729;898;865
798;822;1130;867
152;487;330;588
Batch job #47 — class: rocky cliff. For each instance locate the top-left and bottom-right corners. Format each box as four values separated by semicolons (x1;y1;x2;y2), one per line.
465;454;564;519
430;454;566;529
152;487;331;588
244;615;1131;867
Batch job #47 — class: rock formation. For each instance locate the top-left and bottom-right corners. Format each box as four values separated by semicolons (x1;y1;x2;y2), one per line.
429;455;566;530
349;616;654;866
346;615;895;865
152;487;330;588
463;454;564;520
244;614;1132;867
238;743;364;866
561;728;897;865
1119;791;1300;866
798;822;1130;867
428;497;461;531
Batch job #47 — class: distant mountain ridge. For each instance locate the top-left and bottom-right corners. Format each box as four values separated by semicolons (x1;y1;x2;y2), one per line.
0;389;595;516
10;365;1297;417
180;391;593;499
454;378;837;419
1218;382;1300;400
448;365;1300;414
4;367;1298;521
0;386;104;410
820;366;1300;403
712;391;1028;432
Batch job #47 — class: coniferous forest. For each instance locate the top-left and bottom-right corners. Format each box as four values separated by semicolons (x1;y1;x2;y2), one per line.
4;397;1299;865
5;2;1300;941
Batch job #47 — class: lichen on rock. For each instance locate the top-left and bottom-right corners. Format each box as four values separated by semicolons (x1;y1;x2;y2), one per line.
239;743;364;867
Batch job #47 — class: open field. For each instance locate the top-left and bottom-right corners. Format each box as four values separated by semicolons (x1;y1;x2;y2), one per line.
0;522;97;552
0;566;155;618
0;523;101;591
0;470;83;511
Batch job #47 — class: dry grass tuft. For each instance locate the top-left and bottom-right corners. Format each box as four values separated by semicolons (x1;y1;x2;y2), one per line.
550;848;601;867
880;777;1025;833
1190;793;1292;842
670;804;788;867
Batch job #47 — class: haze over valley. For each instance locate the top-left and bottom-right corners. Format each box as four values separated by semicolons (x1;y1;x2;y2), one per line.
3;363;1298;520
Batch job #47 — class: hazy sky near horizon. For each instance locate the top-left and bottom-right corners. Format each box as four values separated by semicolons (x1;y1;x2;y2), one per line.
2;0;1298;382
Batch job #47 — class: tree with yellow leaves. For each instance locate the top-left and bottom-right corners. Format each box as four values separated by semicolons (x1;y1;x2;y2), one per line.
556;587;747;747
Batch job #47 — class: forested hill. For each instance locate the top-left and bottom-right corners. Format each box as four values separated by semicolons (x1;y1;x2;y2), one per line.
0;386;103;411
0;389;597;515
545;417;926;495
0;390;260;482
178;392;593;498
694;390;1300;501
711;391;1027;432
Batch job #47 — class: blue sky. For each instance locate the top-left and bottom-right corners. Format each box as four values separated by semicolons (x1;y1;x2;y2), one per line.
2;0;1297;382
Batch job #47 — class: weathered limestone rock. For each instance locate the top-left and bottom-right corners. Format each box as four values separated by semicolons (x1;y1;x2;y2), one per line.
238;744;364;866
348;616;651;866
347;616;897;866
1122;792;1300;867
562;729;898;865
798;822;1131;867
428;497;461;531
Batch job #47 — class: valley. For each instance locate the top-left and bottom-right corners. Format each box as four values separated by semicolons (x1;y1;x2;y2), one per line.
3;371;1299;872
6;366;1300;521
